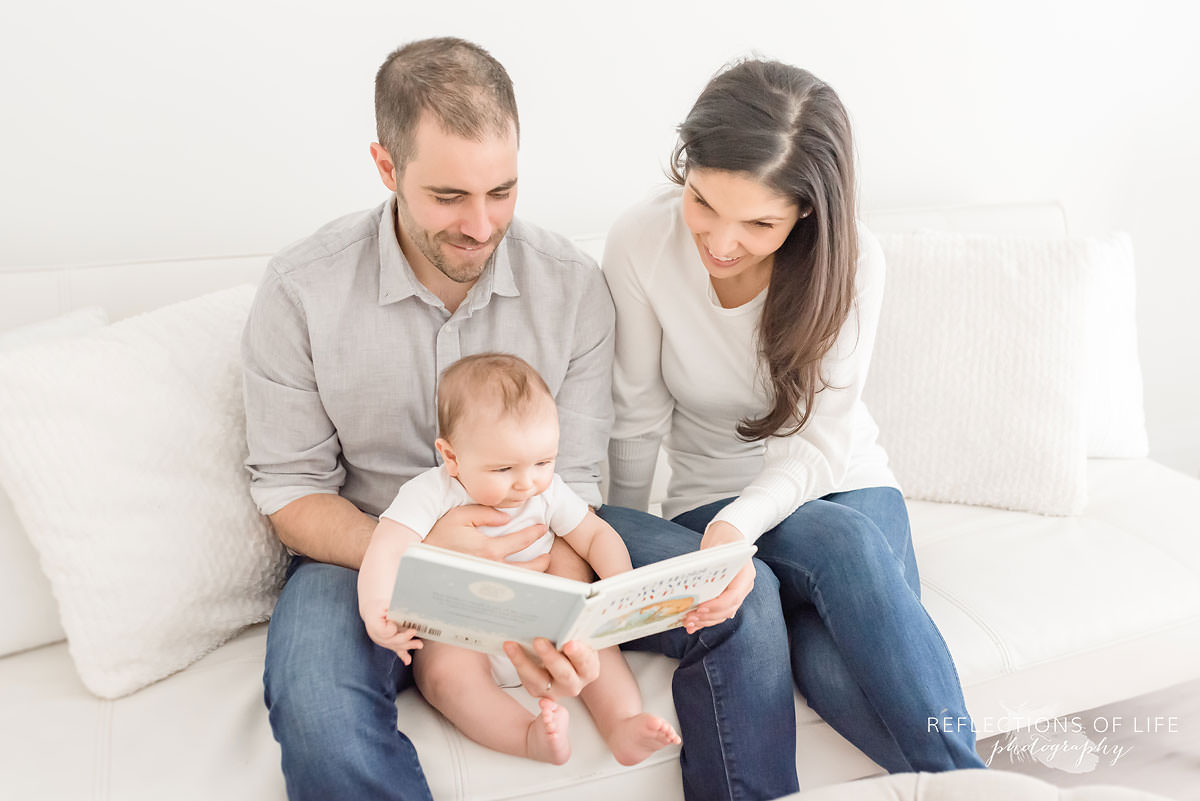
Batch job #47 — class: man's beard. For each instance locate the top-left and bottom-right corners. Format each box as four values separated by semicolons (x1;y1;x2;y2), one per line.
395;195;507;284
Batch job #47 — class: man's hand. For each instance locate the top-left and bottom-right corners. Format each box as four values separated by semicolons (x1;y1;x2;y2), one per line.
425;504;552;571
502;638;599;701
682;521;755;634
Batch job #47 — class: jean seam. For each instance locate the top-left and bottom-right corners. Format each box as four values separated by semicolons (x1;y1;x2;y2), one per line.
773;554;911;764
694;627;739;801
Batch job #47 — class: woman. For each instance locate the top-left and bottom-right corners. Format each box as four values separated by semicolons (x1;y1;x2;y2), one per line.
601;59;986;773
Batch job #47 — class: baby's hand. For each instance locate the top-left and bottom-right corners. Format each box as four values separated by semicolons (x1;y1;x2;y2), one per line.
364;607;424;665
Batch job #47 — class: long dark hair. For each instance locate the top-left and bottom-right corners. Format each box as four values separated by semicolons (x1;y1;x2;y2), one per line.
670;59;858;441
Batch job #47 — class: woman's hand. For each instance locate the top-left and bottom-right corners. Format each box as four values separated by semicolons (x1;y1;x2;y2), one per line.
502;638;600;701
683;521;754;634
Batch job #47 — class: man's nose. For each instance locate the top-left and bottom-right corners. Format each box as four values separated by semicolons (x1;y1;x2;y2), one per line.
459;198;493;244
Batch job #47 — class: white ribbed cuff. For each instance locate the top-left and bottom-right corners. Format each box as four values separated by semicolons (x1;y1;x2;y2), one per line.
710;492;776;543
606;436;661;511
710;454;819;541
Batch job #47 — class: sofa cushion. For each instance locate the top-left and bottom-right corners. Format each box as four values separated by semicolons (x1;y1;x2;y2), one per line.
3;460;1197;800
786;769;1178;800
0;286;287;698
911;458;1200;731
0;306;108;656
868;231;1093;515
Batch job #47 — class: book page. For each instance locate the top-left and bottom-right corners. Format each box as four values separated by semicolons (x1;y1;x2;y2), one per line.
567;542;756;649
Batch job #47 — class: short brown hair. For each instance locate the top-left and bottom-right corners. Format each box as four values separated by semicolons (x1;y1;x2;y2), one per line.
374;37;519;172
437;353;553;440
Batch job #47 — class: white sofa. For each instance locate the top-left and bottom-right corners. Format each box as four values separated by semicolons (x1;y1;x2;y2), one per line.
1;203;1198;800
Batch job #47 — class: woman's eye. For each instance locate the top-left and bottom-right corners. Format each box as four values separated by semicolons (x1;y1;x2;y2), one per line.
752;221;775;230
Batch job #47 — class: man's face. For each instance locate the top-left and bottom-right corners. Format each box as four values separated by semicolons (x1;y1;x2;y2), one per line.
393;113;519;285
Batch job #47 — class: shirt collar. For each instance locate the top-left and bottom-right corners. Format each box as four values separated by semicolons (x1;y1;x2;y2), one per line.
377;198;521;311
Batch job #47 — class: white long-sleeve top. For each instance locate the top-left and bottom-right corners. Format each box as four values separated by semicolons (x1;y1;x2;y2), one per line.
603;186;898;542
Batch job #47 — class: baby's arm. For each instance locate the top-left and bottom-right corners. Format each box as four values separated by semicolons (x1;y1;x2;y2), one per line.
561;510;633;580
357;518;424;664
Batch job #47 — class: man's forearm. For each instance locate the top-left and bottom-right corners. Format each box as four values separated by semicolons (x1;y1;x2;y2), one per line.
269;493;377;570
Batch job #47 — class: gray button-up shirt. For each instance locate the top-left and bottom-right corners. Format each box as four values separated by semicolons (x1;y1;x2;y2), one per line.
242;200;615;518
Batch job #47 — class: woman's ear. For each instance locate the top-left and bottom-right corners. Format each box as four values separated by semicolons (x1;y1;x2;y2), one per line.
435;437;459;476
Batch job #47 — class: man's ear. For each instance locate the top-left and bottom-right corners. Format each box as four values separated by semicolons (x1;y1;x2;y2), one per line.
435;437;458;476
369;142;399;192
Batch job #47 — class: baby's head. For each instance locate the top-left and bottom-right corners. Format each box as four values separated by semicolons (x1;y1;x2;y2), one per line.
435;353;559;508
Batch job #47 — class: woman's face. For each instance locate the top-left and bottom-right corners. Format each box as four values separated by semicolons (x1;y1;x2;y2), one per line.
681;168;802;285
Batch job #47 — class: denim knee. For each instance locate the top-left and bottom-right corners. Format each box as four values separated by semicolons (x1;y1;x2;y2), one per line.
263;560;412;754
763;501;908;589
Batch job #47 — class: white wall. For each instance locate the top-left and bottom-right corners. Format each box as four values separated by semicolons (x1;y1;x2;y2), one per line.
2;0;1197;476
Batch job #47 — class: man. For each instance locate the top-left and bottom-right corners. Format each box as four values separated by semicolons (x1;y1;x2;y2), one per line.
242;37;798;801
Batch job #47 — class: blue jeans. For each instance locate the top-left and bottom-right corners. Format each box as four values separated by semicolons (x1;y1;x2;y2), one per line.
264;556;431;801
263;510;800;801
672;487;986;772
599;505;799;800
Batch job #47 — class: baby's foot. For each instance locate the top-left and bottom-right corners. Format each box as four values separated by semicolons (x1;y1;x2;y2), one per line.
526;697;571;765
607;712;682;766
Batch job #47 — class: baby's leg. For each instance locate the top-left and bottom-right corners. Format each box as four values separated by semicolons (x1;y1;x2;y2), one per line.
414;641;571;765
580;646;681;766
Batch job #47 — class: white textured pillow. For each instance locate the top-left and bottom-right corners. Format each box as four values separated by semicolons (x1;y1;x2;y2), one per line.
0;306;108;656
866;232;1090;515
0;287;286;698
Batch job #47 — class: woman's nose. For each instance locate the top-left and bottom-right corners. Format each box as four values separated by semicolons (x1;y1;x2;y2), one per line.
707;226;738;257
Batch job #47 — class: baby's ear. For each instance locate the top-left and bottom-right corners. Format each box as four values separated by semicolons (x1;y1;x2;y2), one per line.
434;438;458;475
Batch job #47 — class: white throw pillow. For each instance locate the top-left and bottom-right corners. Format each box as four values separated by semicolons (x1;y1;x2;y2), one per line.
866;232;1090;516
0;287;286;698
0;306;107;656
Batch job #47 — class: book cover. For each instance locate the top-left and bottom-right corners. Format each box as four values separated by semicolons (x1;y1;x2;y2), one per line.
388;542;755;654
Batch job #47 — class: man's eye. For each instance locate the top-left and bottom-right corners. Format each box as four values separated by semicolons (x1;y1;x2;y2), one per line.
434;196;459;205
489;192;511;201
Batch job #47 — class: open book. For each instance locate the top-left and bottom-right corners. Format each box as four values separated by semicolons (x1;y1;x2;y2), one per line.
387;541;756;654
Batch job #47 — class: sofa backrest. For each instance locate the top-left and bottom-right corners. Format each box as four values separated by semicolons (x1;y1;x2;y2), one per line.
0;202;1067;334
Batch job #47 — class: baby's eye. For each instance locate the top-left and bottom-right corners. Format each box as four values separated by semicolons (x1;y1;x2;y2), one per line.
536;460;553;467
493;467;511;473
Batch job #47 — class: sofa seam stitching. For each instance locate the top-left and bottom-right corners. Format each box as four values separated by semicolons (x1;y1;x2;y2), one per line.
920;579;1015;673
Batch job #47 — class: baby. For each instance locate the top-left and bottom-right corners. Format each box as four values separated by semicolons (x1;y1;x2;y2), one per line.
357;352;681;766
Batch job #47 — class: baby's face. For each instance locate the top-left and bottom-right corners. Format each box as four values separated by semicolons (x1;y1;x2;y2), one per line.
444;400;559;509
